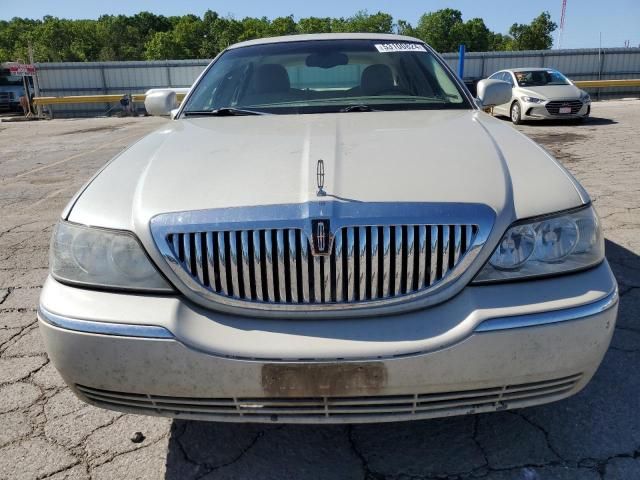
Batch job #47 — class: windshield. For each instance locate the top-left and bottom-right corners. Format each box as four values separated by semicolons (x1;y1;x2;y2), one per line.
182;39;470;115
514;70;571;87
0;73;27;86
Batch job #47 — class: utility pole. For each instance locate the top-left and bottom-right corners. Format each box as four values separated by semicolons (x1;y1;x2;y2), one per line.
28;41;43;117
597;32;602;101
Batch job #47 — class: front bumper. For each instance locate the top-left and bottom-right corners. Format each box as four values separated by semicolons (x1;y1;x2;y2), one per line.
38;262;618;424
522;100;591;120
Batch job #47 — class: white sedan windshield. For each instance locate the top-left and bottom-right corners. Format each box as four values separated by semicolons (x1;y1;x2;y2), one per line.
514;70;571;87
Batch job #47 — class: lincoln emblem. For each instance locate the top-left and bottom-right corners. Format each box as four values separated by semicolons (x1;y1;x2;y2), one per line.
317;222;326;251
316;159;326;196
311;219;331;255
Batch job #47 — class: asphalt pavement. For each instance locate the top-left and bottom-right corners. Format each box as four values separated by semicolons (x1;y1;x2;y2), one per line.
1;101;639;479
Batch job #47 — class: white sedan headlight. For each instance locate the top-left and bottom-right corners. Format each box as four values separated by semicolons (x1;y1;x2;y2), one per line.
474;206;604;283
50;221;173;292
521;96;545;104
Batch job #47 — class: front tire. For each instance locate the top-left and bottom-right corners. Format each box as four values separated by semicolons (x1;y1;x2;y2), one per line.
510;102;523;125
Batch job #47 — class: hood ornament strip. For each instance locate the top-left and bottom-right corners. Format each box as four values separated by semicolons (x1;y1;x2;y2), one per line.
316;159;326;197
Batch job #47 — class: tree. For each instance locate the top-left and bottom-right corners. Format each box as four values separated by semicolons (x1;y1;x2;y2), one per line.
460;18;491;52
488;32;512;51
297;17;332;34
0;17;42;62
32;17;78;61
414;9;464;52
144;15;204;59
200;11;243;57
509;12;557;50
413;10;495;52
332;11;394;34
396;19;416;37
238;17;270;42
144;31;182;60
129;11;172;40
269;16;297;36
0;10;560;62
95;15;145;60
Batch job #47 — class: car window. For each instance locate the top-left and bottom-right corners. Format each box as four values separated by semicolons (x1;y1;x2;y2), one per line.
183;39;471;115
513;70;571;87
502;72;514;87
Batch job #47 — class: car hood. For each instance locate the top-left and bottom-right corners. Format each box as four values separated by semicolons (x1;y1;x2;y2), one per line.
68;110;587;235
518;84;582;100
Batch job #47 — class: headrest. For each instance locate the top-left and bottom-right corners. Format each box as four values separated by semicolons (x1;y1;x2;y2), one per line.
361;64;394;95
252;64;291;94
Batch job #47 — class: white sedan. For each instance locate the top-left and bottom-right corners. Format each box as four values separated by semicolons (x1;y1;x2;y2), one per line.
488;68;591;124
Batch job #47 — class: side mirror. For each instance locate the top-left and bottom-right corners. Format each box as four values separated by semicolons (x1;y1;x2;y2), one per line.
144;90;177;116
476;79;512;108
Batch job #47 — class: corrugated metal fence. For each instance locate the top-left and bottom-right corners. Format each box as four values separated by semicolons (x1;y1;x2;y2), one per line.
35;59;208;116
35;47;640;117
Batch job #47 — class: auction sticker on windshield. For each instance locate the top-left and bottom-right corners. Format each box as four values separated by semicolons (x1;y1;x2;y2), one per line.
374;43;427;53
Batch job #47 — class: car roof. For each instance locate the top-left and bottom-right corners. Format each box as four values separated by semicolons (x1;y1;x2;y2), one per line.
501;67;559;73
227;33;425;50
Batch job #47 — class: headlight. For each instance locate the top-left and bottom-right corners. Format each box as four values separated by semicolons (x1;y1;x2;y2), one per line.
474;205;604;283
521;96;544;104
50;221;173;292
580;91;591;103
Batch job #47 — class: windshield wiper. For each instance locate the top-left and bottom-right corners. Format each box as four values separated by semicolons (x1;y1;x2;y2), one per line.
340;105;381;113
183;107;266;117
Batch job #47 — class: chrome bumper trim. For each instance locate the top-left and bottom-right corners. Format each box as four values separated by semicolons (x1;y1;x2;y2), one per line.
39;288;617;340
475;289;618;332
38;306;174;339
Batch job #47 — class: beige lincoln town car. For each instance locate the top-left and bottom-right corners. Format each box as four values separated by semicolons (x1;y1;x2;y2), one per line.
39;34;617;424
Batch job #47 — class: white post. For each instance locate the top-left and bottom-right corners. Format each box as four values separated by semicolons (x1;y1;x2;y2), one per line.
28;42;43;117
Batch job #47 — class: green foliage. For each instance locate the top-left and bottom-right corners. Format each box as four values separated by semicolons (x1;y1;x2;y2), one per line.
270;16;297;36
0;9;558;63
297;17;332;34
330;11;394;34
414;8;465;52
396;19;416;37
508;12;557;50
410;9;554;53
461;18;492;52
157;15;206;59
488;32;513;51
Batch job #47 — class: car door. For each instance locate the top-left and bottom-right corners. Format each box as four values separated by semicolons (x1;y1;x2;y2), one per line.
485;72;500;112
488;72;510;115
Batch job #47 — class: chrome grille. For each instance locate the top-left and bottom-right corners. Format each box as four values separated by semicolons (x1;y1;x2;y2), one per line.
545;100;583;115
76;374;582;423
165;224;477;305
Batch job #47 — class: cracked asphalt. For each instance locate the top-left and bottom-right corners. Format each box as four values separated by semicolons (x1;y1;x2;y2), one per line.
0;100;639;479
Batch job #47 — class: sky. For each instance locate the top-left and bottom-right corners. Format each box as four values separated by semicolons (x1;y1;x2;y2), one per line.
1;0;639;50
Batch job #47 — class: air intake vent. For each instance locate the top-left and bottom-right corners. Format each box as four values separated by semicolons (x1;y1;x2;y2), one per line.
76;373;582;422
